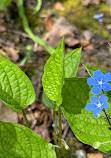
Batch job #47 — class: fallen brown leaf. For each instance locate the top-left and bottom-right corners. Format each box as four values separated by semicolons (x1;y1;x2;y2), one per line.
44;14;55;32
87;153;103;158
83;44;94;50
82;0;100;6
3;46;19;62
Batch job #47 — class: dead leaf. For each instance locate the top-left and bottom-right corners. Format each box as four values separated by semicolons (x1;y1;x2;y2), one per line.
65;38;79;46
82;0;100;6
42;17;78;48
3;46;19;62
0;26;6;32
44;14;55;32
83;44;94;50
87;153;103;158
80;39;90;46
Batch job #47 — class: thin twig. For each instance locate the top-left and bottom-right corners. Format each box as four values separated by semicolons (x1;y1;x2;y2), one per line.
102;108;111;129
62;123;69;139
7;29;29;38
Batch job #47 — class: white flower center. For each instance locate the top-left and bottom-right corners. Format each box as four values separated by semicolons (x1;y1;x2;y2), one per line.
97;103;102;107
98;80;102;85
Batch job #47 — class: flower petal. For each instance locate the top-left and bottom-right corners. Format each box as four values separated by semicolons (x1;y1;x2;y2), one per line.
93;109;102;117
102;102;109;110
87;77;95;86
103;72;111;82
86;103;94;111
93;109;99;117
93;70;104;81
90;96;98;103
102;83;111;92
91;85;101;95
99;94;109;103
96;108;102;113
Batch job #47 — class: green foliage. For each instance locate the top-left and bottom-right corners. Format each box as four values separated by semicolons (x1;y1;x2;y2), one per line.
42;38;65;106
33;0;42;14
42;41;82;108
64;48;81;78
0;56;36;113
100;3;111;13
84;65;106;76
1;33;111;156
17;0;54;55
19;45;33;66
42;91;56;108
0;121;56;158
0;0;12;10
62;78;111;153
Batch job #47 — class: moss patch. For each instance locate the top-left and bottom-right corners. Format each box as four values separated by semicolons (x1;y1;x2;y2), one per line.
57;0;111;38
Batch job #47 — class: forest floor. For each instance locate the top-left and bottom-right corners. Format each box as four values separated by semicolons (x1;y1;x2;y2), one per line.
0;0;111;157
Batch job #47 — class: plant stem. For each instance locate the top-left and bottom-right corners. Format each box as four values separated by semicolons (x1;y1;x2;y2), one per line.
33;0;42;14
102;108;111;128
53;109;57;145
22;109;30;128
58;106;62;145
17;0;54;55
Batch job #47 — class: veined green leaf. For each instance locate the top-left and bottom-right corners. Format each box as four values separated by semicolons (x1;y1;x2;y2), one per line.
0;121;56;158
64;48;81;78
42;91;56;108
0;56;36;113
62;78;111;153
42;38;65;106
0;0;12;10
42;47;81;108
84;65;106;76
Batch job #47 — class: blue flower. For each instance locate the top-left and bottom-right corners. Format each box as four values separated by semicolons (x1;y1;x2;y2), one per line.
86;94;109;117
93;13;104;19
52;123;55;127
87;70;111;95
98;18;103;23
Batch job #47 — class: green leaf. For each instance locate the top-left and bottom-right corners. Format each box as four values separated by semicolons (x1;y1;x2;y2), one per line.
0;121;56;158
42;38;65;106
64;48;81;78
84;65;106;76
42;48;81;108
0;0;12;10
42;91;56;108
62;78;111;154
0;56;36;113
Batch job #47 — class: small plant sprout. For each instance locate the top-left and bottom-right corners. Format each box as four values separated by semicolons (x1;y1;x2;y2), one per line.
60;139;69;150
42;39;111;156
1;37;111;157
